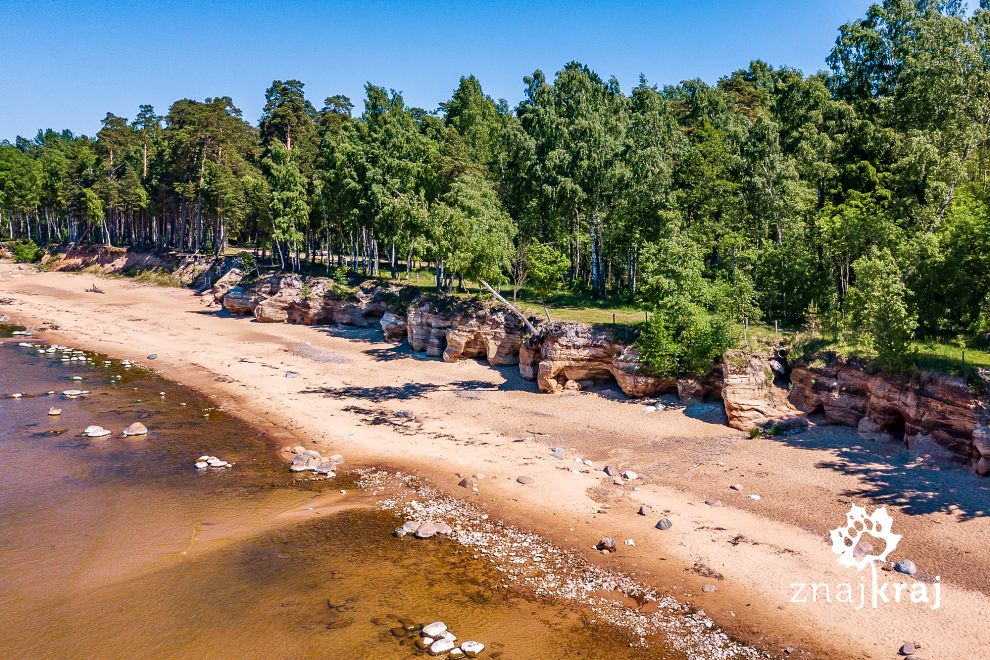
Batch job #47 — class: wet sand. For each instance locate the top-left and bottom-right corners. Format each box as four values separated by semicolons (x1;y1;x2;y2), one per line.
2;264;990;658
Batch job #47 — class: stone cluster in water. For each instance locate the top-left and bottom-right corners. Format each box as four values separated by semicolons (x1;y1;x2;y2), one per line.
386;619;485;658
358;468;767;660
283;445;342;477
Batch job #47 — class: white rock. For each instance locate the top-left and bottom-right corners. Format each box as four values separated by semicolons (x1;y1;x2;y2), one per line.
461;641;485;657
422;621;447;637
449;649;465;659
429;639;456;655
748;494;762;501
197;455;210;461
62;389;83;397
621;470;638;480
11;393;22;399
583;459;593;467
48;408;61;415
624;538;636;546
84;425;111;438
195;461;208;469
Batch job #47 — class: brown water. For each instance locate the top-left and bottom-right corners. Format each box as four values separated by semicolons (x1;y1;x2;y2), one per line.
0;330;670;659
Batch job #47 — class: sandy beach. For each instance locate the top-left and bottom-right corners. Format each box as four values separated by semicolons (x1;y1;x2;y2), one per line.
2;263;989;659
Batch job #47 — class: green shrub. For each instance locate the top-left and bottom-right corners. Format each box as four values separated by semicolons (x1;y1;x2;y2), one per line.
10;240;42;263
637;304;736;378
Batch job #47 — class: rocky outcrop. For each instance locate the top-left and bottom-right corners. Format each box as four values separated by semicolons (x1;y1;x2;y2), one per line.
406;299;526;366
524;322;677;397
790;355;990;471
721;349;807;431
223;273;295;316
380;311;407;341
222;275;390;327
202;268;243;305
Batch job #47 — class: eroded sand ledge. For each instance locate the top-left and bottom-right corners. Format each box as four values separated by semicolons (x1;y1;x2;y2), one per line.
2;264;990;659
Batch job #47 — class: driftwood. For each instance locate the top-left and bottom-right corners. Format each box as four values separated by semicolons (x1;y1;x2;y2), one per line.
479;279;538;335
85;283;105;294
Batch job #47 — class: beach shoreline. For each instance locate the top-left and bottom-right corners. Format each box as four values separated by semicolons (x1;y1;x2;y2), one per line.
3;263;989;659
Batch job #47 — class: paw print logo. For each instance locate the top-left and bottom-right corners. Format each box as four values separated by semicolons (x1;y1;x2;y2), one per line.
829;505;901;570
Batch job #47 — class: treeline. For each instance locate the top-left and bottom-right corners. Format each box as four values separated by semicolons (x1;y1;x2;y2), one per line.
3;1;990;354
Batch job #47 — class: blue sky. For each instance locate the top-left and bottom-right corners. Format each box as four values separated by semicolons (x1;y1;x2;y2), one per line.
0;1;873;141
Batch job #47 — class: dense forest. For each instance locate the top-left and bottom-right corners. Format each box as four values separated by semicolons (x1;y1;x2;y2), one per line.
3;1;990;369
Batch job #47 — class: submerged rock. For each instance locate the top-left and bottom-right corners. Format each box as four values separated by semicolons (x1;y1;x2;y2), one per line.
122;422;148;436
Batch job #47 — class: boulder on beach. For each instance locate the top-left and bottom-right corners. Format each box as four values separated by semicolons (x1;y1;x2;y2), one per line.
894;560;917;576
422;622;447;637
122;422;148;436
461;641;485;657
414;522;439;539
595;537;617;552
429;639;456;655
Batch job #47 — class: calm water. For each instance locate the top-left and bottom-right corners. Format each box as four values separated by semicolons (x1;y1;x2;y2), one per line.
0;329;671;659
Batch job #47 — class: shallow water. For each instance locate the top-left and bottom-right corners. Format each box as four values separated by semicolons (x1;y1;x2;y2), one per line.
0;332;672;659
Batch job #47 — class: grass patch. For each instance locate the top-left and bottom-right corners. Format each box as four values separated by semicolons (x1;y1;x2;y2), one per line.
131;269;184;288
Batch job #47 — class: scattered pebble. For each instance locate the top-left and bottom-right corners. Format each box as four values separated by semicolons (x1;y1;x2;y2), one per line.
48;407;61;416
705;499;723;507
596;537;617;552
747;494;762;501
899;641;916;656
729;484;743;491
655;518;673;531
638;505;652;516
604;465;621;478
624;538;636;547
622;470;638;480
894;560;917;576
516;475;533;485
83;425;111;438
702;584;717;593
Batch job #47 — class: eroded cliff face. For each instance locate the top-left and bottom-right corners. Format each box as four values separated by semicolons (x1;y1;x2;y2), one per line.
41;245;228;286
789;356;990;472
523;322;678;398
720;348;808;431
406;300;525;366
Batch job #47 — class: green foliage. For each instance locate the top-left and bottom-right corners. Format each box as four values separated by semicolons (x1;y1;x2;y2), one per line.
10;239;42;263
637;304;736;378
526;242;569;302
848;248;918;370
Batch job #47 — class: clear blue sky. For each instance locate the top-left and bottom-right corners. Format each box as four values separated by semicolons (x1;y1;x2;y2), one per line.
0;0;873;141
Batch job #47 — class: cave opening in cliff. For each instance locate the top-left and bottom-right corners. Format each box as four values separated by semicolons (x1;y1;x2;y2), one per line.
883;412;907;442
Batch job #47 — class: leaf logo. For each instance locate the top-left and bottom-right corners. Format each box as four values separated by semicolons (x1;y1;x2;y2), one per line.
829;505;901;570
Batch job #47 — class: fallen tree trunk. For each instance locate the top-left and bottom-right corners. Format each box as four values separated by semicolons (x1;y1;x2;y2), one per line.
479;279;538;335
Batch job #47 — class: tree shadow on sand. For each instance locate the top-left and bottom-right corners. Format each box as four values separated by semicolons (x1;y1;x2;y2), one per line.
769;423;990;521
301;379;499;403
